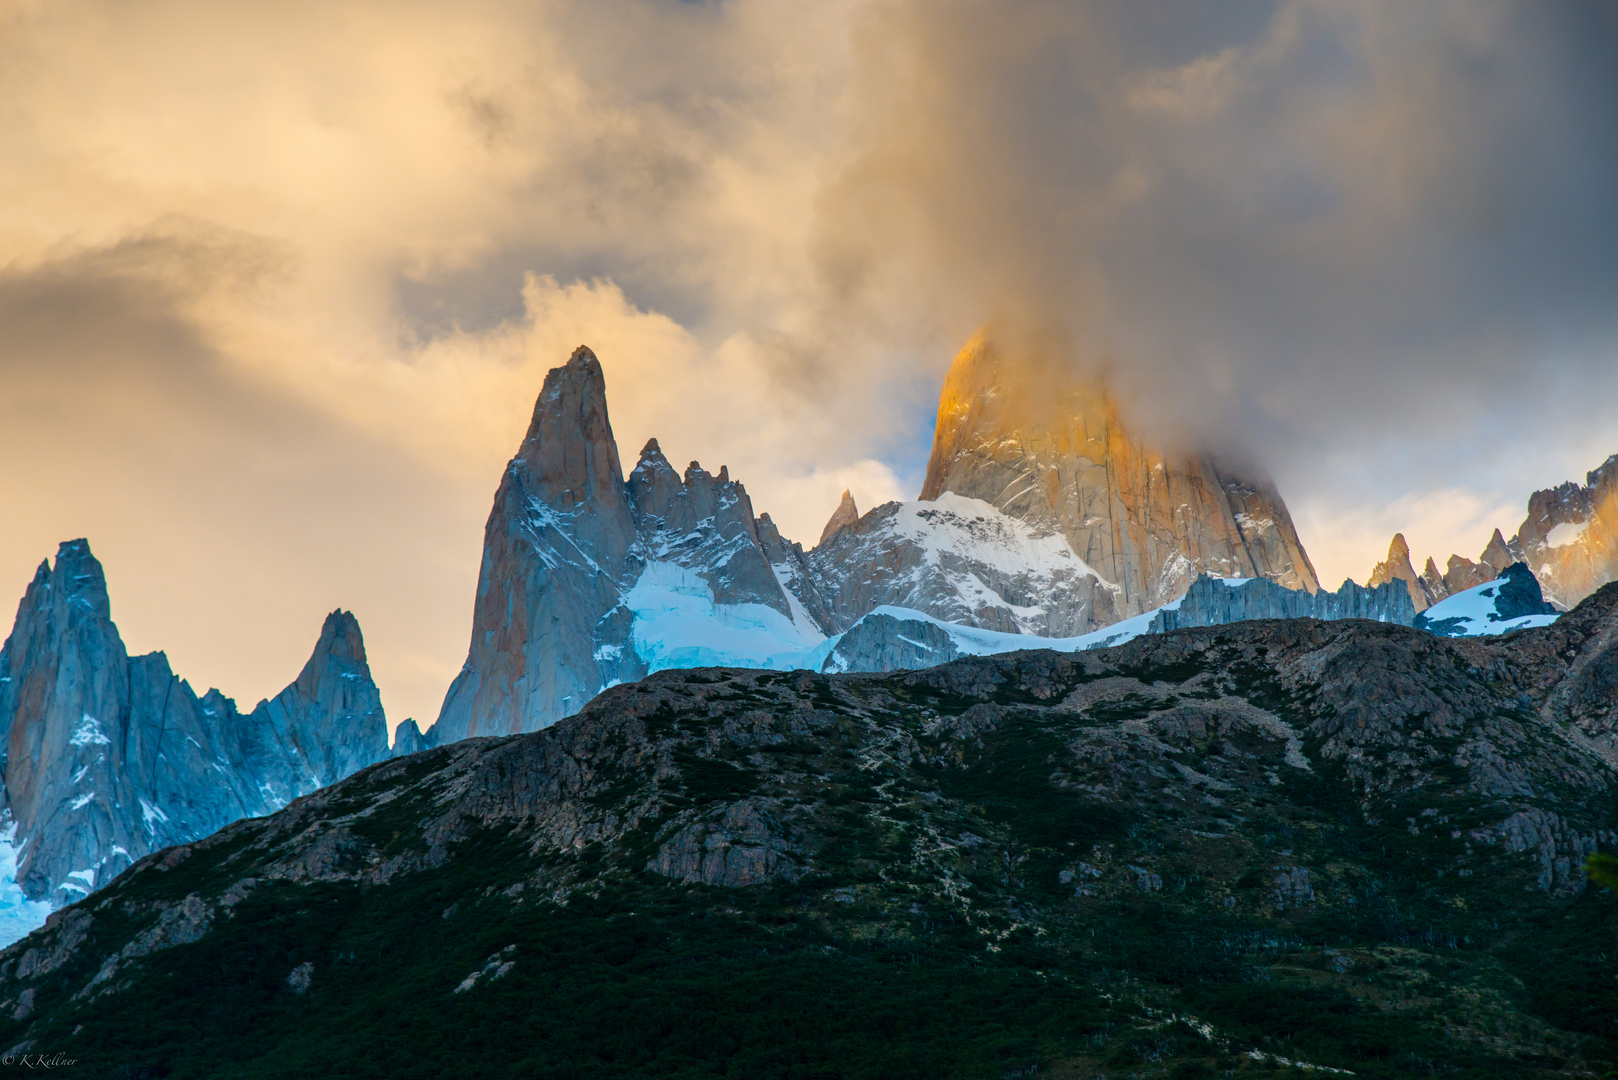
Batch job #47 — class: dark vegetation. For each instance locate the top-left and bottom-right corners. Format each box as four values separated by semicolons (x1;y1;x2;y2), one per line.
5;619;1618;1079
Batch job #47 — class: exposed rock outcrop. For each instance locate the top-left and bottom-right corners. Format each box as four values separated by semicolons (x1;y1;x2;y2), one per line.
1511;454;1618;609
11;587;1618;1077
627;440;788;618
0;541;393;911
818;491;859;546
918;332;1319;613
1367;533;1431;612
429;348;815;742
1150;575;1416;632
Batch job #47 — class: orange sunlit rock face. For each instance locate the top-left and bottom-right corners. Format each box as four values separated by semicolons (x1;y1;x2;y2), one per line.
920;331;1319;616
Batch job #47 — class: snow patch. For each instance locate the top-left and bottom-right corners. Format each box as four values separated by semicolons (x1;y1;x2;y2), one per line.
0;818;52;948
69;792;95;811
891;493;1106;583
69;713;111;747
1420;579;1559;637
626;561;829;673
1544;521;1588;548
139;798;170;832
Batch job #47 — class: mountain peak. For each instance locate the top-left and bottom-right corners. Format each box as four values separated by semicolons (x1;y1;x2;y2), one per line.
1368;532;1428;612
517;344;629;519
1482;528;1513;572
262;609;389;788
818;489;859;546
916;331;1318;611
43;538;112;622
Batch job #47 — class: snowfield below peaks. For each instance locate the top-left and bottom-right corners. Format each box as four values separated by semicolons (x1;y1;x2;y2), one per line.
1418;576;1560;637
625;561;830;674
799;493;1124;638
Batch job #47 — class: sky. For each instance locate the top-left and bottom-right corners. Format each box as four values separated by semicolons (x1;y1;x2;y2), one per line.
2;0;1616;734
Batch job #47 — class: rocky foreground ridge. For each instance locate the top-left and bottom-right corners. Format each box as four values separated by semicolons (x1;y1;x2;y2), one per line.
0;540;398;916
7;585;1618;1075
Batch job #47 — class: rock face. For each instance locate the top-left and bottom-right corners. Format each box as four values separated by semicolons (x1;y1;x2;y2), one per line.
1367;534;1431;612
0;540;392;910
1511;454;1618;609
817;491;859;546
254;611;390;790
918;333;1319;613
1379;456;1618;615
800;494;1124;636
1150;575;1416;632
431;346;647;745
430;348;815;742
13;588;1618;1076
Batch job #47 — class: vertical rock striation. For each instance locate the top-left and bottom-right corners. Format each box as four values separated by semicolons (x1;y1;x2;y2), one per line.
431;347;646;744
0;541;392;909
818;491;859;546
1368;534;1432;612
1511;455;1618;609
918;333;1319;614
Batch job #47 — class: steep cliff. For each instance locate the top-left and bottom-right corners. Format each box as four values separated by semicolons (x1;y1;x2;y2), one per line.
431;347;646;744
430;348;820;742
918;333;1319;613
817;490;859;545
0;541;392;925
1511;454;1618;609
1367;533;1431;612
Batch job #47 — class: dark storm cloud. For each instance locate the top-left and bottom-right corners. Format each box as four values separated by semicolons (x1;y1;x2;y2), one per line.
814;0;1618;481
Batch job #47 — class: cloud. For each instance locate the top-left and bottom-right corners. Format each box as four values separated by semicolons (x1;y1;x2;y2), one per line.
0;0;1615;724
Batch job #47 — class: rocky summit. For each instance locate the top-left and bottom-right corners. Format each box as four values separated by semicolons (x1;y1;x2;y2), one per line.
426;341;1358;744
0;540;396;933
8;584;1618;1077
1514;454;1618;609
920;332;1320;611
1373;453;1618;613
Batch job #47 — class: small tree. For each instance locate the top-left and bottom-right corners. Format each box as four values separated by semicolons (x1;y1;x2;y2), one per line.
1585;853;1618;890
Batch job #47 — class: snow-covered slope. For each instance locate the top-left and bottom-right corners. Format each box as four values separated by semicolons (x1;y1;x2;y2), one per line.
817;574;1420;673
623;561;830;674
799;493;1124;637
1417;564;1560;637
